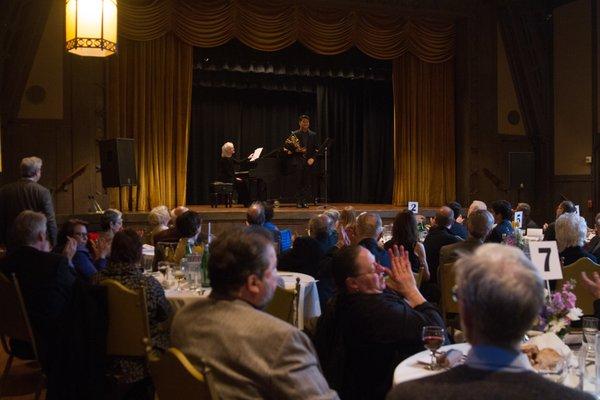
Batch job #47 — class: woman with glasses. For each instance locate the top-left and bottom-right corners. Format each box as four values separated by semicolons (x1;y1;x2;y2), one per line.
54;219;110;279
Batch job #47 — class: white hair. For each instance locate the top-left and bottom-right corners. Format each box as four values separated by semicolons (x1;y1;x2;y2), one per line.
555;213;587;251
221;142;234;157
467;200;487;217
20;156;42;178
148;205;170;227
14;210;47;246
356;212;383;239
455;244;544;346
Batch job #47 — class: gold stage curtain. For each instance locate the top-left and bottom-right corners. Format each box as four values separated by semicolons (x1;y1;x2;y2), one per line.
118;0;455;62
392;54;455;206
106;33;193;211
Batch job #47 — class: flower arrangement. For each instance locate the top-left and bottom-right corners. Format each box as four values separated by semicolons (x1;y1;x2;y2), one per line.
536;279;582;336
502;228;525;250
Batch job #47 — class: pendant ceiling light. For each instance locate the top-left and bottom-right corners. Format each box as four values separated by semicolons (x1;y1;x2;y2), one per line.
65;0;117;57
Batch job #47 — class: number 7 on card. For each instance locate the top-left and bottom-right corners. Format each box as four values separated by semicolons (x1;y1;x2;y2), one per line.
528;241;562;281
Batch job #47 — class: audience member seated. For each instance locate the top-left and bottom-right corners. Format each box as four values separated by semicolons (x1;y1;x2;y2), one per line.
356;212;390;268
516;202;538;229
447;201;468;240
584;212;600;259
92;229;172;400
467;200;487;217
339;206;358;244
263;202;279;235
556;212;597;265
279;214;336;277
423;206;461;301
99;208;123;243
153;209;203;244
485;200;514;243
145;205;170;245
323;208;341;244
171;227;339;399
387;244;593;400
169;206;189;227
246;201;266;226
54;219;110;280
439;210;494;266
314;245;444;400
544;200;576;241
384;209;430;279
0;211;76;387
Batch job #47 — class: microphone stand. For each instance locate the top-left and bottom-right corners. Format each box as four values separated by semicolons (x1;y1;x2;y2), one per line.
319;138;332;209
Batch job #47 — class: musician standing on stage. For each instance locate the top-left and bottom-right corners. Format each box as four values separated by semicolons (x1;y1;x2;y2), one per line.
284;115;317;208
217;142;251;207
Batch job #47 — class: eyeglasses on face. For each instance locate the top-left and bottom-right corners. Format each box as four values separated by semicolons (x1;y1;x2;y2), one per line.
72;232;88;237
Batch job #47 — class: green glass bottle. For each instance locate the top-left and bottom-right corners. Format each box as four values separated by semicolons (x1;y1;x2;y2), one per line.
200;242;211;287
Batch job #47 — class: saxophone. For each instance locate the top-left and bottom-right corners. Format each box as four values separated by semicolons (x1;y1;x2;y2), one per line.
285;132;306;154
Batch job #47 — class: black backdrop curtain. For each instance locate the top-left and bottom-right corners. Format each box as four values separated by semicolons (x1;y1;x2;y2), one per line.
186;42;393;204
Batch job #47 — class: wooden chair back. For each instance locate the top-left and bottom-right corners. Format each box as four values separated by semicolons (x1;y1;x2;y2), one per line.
100;279;150;357
438;262;459;322
264;278;300;325
558;257;600;315
146;345;218;400
0;273;38;357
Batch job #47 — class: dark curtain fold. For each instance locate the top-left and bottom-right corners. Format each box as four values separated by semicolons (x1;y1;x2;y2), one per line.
317;81;394;203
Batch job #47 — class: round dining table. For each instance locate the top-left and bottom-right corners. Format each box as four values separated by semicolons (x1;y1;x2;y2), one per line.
160;271;321;330
393;342;593;394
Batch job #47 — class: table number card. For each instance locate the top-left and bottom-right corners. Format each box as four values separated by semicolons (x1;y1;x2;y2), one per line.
528;241;562;281
408;202;419;214
513;211;523;228
575;205;580;216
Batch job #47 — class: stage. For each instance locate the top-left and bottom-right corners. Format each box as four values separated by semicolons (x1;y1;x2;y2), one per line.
58;203;438;237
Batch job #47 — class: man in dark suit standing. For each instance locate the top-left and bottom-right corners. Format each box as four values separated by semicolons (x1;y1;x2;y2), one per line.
387;244;593;400
0;211;76;379
0;156;57;247
284;114;317;208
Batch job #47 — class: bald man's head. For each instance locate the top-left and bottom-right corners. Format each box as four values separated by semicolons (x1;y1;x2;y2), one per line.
435;206;454;228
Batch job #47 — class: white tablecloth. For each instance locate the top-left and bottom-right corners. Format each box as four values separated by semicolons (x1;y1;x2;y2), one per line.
393;343;592;394
162;271;321;329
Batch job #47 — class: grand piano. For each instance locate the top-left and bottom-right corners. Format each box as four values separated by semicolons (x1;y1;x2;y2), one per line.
235;149;324;204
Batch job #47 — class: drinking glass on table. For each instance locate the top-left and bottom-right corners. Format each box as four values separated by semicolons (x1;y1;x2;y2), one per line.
173;263;186;292
422;326;445;370
583;316;599;353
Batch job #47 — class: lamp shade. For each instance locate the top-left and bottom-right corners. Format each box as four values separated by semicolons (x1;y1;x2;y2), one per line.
65;0;117;57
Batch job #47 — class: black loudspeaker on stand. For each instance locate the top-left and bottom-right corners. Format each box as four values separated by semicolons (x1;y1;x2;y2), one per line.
99;138;138;188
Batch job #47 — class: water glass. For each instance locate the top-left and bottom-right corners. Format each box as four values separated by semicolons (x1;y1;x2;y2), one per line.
583;317;599;352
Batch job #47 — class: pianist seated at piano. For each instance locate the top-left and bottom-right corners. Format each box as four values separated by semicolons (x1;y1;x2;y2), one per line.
217;142;251;207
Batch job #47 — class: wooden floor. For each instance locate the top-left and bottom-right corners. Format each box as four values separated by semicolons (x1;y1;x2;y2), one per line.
0;346;45;399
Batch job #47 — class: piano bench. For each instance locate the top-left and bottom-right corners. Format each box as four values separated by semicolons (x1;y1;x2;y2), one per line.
209;182;234;208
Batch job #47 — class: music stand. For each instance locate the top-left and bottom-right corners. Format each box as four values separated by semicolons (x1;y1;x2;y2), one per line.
317;138;333;209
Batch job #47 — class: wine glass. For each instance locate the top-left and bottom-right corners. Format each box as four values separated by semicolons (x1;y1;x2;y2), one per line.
582;316;599;353
422;326;445;370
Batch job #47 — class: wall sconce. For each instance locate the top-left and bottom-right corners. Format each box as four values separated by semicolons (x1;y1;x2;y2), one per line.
65;0;117;57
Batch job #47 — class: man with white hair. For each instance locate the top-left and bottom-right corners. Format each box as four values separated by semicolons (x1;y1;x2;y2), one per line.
467;200;487;217
556;212;597;265
356;212;390;268
387;244;593;400
0;156;57;247
217;141;251;207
